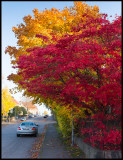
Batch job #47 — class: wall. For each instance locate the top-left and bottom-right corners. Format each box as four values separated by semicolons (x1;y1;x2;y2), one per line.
74;136;122;159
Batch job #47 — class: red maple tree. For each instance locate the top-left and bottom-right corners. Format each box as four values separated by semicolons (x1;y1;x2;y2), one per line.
13;14;122;150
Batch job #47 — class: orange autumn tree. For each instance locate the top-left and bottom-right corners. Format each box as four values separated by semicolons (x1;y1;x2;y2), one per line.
5;1;101;101
5;2;102;129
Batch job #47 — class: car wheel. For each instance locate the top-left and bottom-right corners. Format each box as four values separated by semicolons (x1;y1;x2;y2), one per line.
17;134;20;137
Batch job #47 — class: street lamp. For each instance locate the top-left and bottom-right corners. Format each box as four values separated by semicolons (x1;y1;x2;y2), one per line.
15;106;16;120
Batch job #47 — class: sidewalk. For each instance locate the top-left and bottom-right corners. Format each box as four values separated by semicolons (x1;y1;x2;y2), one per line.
2;121;18;125
2;119;21;125
38;123;73;159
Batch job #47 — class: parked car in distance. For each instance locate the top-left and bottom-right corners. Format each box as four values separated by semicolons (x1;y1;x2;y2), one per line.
44;115;48;118
28;115;32;118
28;115;34;118
17;121;38;137
20;117;26;121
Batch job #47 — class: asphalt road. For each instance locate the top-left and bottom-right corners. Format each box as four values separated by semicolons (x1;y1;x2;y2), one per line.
1;116;54;158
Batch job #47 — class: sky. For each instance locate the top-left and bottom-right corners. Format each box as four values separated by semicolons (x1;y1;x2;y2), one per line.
2;1;122;114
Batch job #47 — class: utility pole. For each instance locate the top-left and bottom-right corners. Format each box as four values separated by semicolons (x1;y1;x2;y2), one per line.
71;111;74;146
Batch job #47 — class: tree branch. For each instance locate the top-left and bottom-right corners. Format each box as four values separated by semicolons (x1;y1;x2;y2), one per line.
72;96;96;114
58;73;66;85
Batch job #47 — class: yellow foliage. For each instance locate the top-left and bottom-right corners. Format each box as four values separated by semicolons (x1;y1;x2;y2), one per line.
43;110;48;115
2;87;16;116
6;1;101;61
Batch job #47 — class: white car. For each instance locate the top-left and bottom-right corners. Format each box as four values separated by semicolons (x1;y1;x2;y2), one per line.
21;117;26;121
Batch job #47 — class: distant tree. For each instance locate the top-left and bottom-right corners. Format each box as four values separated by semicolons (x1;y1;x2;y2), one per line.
2;87;16;116
43;110;48;115
20;106;27;115
10;106;27;117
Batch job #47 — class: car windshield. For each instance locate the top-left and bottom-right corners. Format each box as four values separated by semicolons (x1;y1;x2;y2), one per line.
21;122;34;126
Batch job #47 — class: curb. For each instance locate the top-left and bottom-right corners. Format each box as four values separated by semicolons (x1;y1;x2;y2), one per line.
29;124;48;159
37;124;48;159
